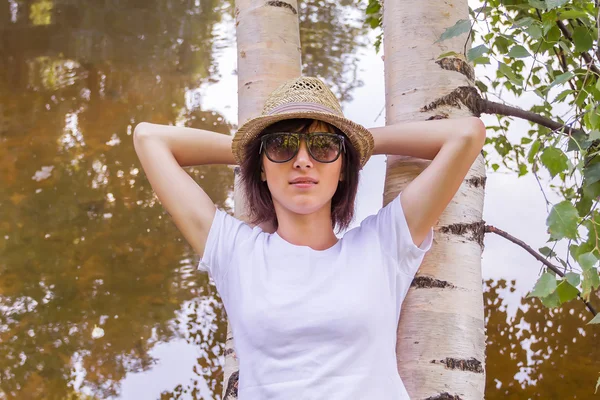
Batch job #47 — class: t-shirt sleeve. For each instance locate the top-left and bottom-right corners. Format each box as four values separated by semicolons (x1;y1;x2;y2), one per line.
360;191;434;276
197;207;253;284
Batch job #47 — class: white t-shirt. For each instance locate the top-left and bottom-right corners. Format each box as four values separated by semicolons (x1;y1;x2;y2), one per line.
198;192;434;399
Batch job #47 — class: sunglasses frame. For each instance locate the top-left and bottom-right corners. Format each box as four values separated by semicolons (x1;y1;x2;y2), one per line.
259;132;346;163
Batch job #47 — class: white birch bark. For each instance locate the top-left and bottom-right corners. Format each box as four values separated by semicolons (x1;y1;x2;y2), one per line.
382;0;487;398
224;1;302;398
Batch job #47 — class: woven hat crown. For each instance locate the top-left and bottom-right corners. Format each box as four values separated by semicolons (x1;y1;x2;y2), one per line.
261;76;343;116
231;75;374;168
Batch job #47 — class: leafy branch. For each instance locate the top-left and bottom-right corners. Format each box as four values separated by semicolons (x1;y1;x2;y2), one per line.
485;224;598;318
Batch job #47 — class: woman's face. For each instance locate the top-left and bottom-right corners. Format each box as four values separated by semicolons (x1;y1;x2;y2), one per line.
261;120;344;218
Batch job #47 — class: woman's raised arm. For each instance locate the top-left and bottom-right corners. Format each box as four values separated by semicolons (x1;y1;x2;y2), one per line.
133;122;235;255
369;117;486;248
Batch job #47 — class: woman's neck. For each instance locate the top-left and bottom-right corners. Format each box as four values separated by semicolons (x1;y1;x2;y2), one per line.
273;204;338;251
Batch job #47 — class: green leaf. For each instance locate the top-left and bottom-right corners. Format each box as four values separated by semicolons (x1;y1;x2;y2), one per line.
518;163;528;176
527;24;543;40
582;267;600;301
527;272;557;298
565;271;581;287
540;291;561;308
590;130;600;141
589;107;600;130
558;40;573;56
514;17;536;28
542;20;554;35
491;163;500;171
558;10;589;20
552;89;574;103
435;19;471;43
541;147;568;178
437;51;460;59
546;71;575;92
467;44;488;61
473;56;490;65
539;246;557;257
528;0;547;9
528;140;541;163
577;252;597;271
572;26;594;53
546;0;568;9
475;80;488;93
584;163;600;186
507;45;531;58
567;131;593;151
587;314;600;325
365;0;381;14
547;201;580;240
498;62;523;86
495;36;512;54
555;280;579;303
368;16;380;29
525;24;543;39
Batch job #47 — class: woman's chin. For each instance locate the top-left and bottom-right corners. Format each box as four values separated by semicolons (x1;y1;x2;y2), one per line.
282;200;327;216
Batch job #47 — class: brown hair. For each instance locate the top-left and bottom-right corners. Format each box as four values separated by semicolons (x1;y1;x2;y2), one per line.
239;118;360;234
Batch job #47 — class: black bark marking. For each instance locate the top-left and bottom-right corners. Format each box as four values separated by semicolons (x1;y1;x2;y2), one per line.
224;348;235;356
431;357;484;373
435;56;475;82
465;176;486;189
426;113;449;120
439;220;485;248
420;86;481;116
266;1;297;14
224;370;239;398
424;393;463;400
411;276;454;289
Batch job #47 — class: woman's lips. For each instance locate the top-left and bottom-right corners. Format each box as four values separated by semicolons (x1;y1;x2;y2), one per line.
291;182;316;188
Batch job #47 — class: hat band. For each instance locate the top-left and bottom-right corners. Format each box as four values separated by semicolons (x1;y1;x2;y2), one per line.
266;102;341;116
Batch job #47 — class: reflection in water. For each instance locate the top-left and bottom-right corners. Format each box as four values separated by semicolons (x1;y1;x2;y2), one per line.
299;0;367;104
1;0;597;399
0;0;369;398
484;279;600;399
1;0;233;398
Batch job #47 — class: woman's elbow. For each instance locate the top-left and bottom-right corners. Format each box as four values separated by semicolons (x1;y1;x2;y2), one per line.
133;122;153;140
450;117;486;157
464;117;486;148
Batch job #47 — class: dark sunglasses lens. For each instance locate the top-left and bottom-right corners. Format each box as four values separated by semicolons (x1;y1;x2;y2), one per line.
265;134;298;162
309;135;341;162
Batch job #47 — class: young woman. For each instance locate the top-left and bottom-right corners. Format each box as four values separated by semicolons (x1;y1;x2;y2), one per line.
133;76;486;399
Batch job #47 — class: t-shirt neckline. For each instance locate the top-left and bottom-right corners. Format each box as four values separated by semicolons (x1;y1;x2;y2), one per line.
272;231;342;256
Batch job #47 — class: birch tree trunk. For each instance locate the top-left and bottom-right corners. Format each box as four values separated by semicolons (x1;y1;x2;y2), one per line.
224;1;302;398
382;0;487;398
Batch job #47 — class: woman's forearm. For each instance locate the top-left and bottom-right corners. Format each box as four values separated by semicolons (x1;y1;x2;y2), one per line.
133;122;236;167
369;116;485;160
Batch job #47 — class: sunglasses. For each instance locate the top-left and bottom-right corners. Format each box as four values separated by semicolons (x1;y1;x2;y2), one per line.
259;132;346;163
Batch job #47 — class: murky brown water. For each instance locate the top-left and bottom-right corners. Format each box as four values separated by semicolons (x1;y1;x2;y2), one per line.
1;1;598;399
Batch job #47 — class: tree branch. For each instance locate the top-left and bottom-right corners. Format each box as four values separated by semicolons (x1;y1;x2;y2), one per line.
477;96;585;136
556;20;600;76
484;224;597;317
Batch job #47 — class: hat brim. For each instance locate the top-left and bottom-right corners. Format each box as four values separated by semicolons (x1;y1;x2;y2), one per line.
232;111;374;168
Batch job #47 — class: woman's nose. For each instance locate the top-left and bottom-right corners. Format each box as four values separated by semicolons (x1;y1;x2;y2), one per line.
293;137;313;167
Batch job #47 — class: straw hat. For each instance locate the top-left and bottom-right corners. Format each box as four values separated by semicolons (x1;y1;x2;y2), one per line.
231;76;374;169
